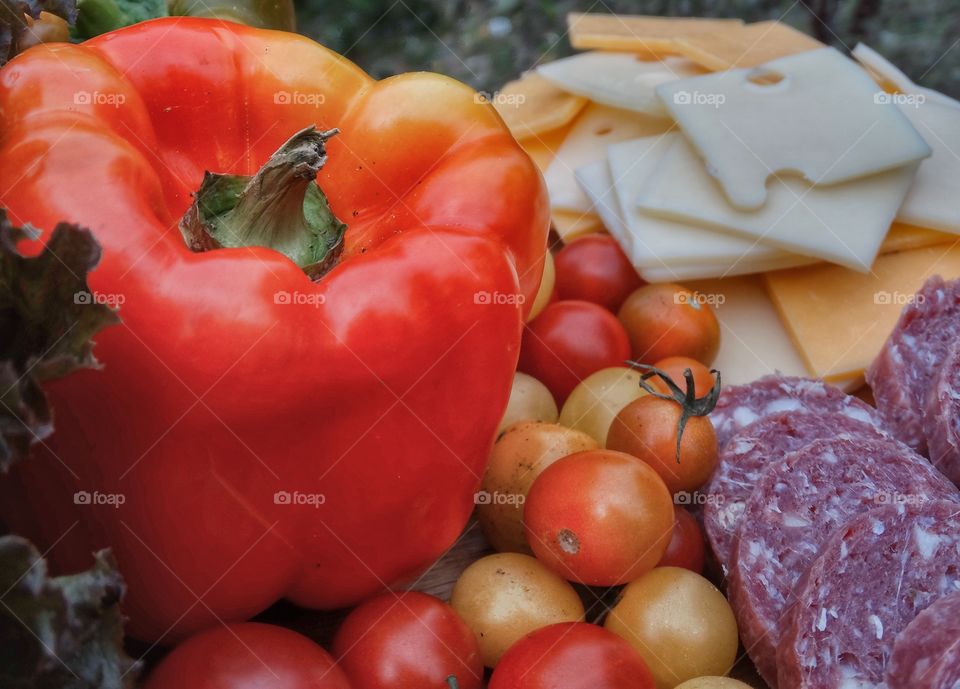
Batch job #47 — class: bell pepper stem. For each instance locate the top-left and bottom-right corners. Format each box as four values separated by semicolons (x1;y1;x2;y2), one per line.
179;126;347;281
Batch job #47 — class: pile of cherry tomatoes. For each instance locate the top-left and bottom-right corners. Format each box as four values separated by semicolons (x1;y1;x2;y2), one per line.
144;235;752;689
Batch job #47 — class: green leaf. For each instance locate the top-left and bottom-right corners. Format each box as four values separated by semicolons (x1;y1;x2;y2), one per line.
0;0;76;64
71;0;165;40
0;536;140;689
0;210;120;470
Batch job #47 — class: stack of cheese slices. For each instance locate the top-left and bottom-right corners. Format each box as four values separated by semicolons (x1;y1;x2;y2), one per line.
494;13;960;390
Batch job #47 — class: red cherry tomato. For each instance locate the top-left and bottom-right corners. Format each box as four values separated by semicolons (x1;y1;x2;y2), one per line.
554;235;643;312
489;622;656;689
519;301;632;403
333;591;482;689
657;506;706;573
143;623;351;689
618;284;720;365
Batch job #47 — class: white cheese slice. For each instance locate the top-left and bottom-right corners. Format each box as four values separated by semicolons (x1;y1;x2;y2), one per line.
573;160;634;252
637;135;920;271
543;103;672;213
895;101;960;234
655;47;932;210
852;43;960;110
537;52;704;118
607;134;808;268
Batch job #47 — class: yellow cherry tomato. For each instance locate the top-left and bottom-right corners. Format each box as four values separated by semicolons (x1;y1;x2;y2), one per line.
527;250;555;321
675;678;756;689
605;567;739;689
497;372;559;435
450;552;585;667
559;366;647;446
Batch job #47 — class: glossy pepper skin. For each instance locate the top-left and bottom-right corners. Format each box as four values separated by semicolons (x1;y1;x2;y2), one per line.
0;18;548;642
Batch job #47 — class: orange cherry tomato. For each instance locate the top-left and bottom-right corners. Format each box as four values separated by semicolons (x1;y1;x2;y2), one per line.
617;284;720;365
657;506;706;574
607;395;718;495
650;356;716;396
524;449;674;586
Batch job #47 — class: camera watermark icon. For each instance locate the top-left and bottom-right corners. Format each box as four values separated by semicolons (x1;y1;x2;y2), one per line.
474;91;526;108
873;91;926;109
672;90;725;108
274;290;325;307
273;90;326;108
74;490;126;508
874;290;925;306
674;291;726;307
274;490;326;508
74;290;126;307
474;490;525;506
474;290;525;306
74;90;127;108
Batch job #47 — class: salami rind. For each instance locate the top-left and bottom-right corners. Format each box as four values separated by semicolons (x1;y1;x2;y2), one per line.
866;275;960;454
728;436;958;689
887;590;960;689
702;411;889;575
924;341;960;487
710;375;884;450
778;501;960;689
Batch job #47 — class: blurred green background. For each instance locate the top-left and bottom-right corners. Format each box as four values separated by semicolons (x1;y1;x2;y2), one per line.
296;0;959;97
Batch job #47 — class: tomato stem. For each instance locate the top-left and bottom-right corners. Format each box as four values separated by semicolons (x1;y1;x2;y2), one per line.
629;362;721;463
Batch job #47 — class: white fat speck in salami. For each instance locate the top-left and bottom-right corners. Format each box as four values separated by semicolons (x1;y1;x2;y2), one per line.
778;501;960;689
867;276;960;454
710;375;886;450
887;590;960;689
728;436;959;689
924;341;960;487
702;411;890;575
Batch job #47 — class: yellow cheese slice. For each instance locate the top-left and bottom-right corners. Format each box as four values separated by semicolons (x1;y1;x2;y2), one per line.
567;13;742;55
765;241;960;382
518;123;574;172
673;20;823;71
493;72;588;141
895;101;960;234
537;52;704;117
544;103;671;214
656;47;932;210
881;223;952;253
552;210;604;241
637;135;919;271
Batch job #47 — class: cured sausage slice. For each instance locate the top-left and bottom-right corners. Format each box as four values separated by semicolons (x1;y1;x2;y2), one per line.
728;436;958;688
702;411;889;575
867;275;960;454
924;341;960;486
710;375;883;450
778;501;960;689
887;590;960;689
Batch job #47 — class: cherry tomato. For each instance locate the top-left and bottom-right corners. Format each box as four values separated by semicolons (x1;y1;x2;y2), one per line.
554;235;643;312
527;251;556;322
497;372;559;435
558;367;647;446
519;301;632;403
649;356;716;397
524;449;674;586
450;553;585;667
606;395;718;494
675;679;755;689
617;284;720;365
143;623;351;689
604;567;739;689
489;622;656;689
333;591;482;689
479;422;599;553
657;507;706;573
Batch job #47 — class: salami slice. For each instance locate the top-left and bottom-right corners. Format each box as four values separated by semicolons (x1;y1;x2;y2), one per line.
710;375;884;450
924;341;960;487
702;411;889;575
778;501;960;689
728;436;958;689
867;275;960;454
887;590;960;689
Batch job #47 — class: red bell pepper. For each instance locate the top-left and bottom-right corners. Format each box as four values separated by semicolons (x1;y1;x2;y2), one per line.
0;17;548;642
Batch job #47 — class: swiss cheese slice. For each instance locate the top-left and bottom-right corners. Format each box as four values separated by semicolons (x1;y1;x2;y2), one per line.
656;47;932;210
607;134;805;267
637;135;919;271
852;44;960;110
574;160;634;252
552;210;604;242
493;72;588;140
894;101;960;234
765;241;960;382
673;20;823;71
544;103;671;213
537;52;703;118
567;13;742;55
